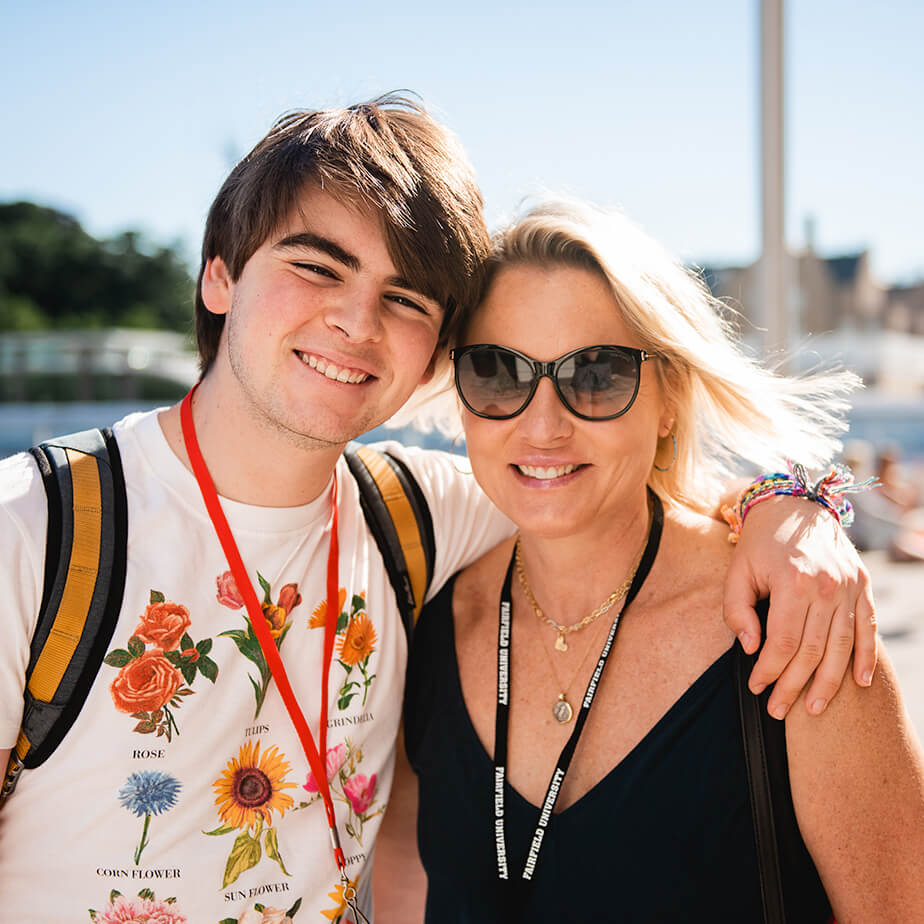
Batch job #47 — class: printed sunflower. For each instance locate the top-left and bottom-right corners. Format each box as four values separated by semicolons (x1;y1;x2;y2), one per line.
206;740;297;888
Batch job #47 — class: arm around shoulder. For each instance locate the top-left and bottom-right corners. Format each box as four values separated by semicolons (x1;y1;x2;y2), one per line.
785;644;924;922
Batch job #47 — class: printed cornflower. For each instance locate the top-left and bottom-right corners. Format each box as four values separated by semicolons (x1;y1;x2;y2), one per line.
119;770;182;817
118;770;182;865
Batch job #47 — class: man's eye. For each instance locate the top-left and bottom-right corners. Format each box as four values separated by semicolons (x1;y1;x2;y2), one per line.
295;262;338;280
388;294;431;315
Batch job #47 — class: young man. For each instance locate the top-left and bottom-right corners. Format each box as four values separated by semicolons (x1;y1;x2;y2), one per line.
0;95;874;923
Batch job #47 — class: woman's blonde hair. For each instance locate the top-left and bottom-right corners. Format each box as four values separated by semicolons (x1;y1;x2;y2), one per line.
472;197;858;513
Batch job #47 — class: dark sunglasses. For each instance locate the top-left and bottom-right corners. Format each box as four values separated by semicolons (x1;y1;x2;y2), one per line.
450;343;658;421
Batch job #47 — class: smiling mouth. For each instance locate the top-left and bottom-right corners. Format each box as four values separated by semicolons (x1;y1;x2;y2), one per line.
298;352;370;384
516;464;580;480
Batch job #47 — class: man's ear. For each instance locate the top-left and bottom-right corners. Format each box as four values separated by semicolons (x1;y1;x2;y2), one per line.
201;256;233;316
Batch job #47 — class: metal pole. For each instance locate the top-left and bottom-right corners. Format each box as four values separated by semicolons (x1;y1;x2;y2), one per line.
760;0;787;357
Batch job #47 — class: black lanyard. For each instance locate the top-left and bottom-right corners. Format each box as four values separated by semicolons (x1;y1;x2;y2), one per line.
493;491;664;890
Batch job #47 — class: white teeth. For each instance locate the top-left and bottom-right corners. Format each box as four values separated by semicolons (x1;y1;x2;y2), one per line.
516;464;578;480
301;353;369;384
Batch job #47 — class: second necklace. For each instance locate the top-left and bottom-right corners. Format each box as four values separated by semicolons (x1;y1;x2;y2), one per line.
515;533;646;722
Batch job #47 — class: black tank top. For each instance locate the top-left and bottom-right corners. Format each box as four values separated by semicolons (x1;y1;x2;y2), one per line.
404;578;832;923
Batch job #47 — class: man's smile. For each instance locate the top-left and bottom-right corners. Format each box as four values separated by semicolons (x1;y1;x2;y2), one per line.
297;351;372;384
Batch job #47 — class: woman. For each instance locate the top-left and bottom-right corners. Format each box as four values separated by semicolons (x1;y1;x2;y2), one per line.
400;200;924;922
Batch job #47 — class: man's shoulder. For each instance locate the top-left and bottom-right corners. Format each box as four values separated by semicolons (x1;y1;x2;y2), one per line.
360;439;472;489
0;406;165;517
0;449;43;511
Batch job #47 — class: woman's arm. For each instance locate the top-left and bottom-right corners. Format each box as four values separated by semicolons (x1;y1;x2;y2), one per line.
723;494;877;718
372;731;427;923
786;645;924;922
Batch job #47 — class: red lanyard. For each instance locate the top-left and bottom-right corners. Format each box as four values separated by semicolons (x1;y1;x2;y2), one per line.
180;387;348;877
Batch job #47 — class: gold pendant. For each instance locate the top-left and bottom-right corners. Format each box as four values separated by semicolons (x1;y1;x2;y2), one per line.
553;694;573;724
554;632;568;652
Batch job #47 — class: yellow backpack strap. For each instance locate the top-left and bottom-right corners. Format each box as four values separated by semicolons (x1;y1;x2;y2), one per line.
344;443;435;643
2;428;127;806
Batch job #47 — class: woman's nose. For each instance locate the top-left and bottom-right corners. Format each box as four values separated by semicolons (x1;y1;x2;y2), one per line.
516;376;574;443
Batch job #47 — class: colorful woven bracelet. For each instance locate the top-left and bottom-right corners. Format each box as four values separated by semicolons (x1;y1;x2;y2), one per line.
721;462;877;544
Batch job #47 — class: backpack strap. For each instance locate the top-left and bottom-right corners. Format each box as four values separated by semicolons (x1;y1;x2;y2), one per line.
2;428;127;804
735;603;834;924
734;614;787;924
344;443;435;644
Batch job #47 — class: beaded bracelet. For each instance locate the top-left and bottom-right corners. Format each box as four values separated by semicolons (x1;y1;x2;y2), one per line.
721;462;877;544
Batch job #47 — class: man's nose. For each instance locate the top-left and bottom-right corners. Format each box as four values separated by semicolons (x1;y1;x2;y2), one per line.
324;286;384;342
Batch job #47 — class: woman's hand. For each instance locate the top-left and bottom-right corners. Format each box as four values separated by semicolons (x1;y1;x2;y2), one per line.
723;495;877;718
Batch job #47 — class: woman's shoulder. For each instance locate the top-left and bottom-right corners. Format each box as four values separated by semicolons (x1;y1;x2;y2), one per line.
450;537;516;633
644;504;735;614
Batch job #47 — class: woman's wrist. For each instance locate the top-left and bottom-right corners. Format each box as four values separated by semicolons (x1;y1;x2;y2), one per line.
721;462;876;544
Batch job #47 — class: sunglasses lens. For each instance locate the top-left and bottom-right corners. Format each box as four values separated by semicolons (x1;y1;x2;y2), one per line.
456;347;534;417
557;348;639;418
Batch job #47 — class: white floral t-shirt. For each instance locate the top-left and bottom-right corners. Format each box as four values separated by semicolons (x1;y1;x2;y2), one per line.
0;409;511;923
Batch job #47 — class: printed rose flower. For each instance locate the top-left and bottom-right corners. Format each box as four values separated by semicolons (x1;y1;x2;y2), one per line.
303;743;347;793
134;602;191;651
90;892;186;923
343;772;377;816
110;650;183;714
216;570;245;609
276;582;302;614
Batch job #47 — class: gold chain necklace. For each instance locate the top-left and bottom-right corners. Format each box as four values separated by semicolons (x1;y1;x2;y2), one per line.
514;536;643;653
533;608;619;723
515;533;647;723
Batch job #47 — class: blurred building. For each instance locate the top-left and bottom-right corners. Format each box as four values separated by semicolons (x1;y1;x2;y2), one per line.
702;230;924;393
0;328;197;403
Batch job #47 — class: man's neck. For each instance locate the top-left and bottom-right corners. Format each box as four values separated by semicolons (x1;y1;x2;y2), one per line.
159;376;345;508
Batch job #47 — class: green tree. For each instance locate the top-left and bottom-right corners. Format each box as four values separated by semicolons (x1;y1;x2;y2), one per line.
0;202;193;332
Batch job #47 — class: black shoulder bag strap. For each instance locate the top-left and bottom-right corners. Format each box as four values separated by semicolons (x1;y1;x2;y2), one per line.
343;443;435;645
734;603;786;924
2;427;128;803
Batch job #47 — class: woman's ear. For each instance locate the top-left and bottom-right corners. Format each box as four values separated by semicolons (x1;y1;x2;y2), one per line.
200;256;233;316
658;413;675;439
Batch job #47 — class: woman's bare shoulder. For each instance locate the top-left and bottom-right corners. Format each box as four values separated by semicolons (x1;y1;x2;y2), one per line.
451;536;515;628
645;505;735;622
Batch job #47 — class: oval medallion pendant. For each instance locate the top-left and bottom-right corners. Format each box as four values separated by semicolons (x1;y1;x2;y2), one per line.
552;695;573;724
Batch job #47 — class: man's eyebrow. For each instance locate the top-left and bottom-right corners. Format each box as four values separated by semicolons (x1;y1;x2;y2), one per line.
275;233;432;300
387;275;423;294
274;232;360;272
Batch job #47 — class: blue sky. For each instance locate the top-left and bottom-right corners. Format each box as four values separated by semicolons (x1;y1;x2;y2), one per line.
2;1;921;284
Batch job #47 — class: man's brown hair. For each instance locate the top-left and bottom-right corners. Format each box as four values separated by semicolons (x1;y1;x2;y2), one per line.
195;93;490;373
